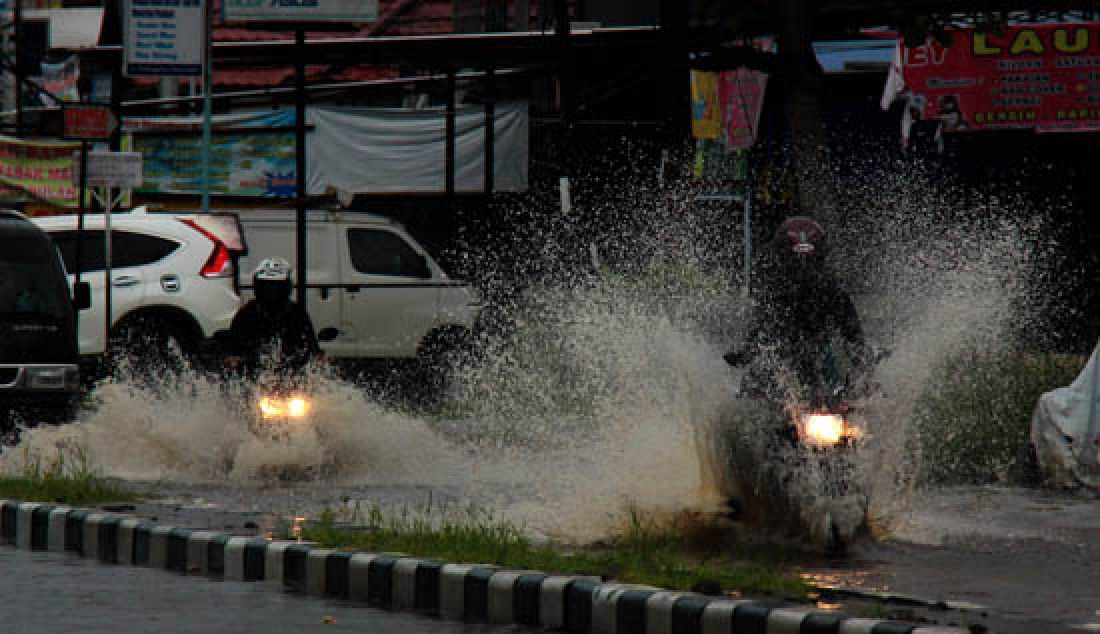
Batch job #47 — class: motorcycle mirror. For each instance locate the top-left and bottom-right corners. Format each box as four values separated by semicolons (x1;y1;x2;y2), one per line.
317;327;340;342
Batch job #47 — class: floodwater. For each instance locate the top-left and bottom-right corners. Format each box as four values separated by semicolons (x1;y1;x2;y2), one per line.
806;485;1100;630
0;156;1086;624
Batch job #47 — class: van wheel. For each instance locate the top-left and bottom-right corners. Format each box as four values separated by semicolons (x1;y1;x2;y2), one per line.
111;316;192;380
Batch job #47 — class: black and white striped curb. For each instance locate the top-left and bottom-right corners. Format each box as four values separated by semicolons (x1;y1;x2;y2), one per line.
0;500;965;634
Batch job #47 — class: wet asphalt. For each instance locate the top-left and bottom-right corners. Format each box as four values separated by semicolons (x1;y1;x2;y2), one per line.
0;547;535;634
803;486;1100;633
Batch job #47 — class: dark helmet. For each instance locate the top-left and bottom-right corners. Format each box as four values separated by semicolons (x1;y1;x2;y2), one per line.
772;216;827;283
252;257;293;311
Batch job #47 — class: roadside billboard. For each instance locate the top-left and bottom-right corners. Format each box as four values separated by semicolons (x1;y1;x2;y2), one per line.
124;0;205;77
124;110;296;198
0;136;79;208
222;0;377;23
885;23;1100;133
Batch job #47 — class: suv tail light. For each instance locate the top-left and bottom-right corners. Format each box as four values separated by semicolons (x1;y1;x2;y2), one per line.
180;219;235;279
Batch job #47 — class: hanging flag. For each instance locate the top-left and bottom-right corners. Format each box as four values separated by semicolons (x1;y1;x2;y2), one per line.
717;68;769;150
691;71;721;140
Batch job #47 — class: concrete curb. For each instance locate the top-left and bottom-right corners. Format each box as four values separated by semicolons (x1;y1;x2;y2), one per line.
0;499;966;633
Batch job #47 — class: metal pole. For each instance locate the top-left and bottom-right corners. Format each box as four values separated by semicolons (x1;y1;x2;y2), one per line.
13;0;21;137
103;185;113;355
445;68;456;204
74;140;88;338
742;190;752;298
294;27;308;307
483;66;495;197
1088;339;1100;469
200;0;213;213
514;0;529;31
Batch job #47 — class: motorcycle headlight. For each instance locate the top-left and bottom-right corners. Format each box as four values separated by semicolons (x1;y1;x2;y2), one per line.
258;396;284;419
258;396;310;420
800;413;847;447
287;397;309;418
800;414;865;447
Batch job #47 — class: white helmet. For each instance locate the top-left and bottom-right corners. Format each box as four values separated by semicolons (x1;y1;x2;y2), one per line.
253;257;293;283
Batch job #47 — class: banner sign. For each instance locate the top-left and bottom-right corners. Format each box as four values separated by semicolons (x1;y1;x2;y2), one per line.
35;56;80;104
0;136;79;208
124;110;296;198
890;24;1100;132
125;0;205;77
717;68;769;149
691;69;768;148
77;152;144;188
64;105;118;140
223;0;377;23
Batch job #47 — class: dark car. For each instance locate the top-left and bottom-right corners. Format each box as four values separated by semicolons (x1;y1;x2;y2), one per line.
0;210;90;428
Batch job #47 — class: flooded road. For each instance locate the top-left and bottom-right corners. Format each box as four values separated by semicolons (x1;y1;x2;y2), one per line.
806;486;1100;631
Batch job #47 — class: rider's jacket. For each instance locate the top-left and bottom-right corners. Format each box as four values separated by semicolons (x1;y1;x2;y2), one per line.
728;248;867;398
227;299;320;375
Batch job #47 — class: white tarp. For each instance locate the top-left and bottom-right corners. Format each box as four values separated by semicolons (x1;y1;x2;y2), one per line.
1031;341;1100;489
24;8;105;50
307;101;529;195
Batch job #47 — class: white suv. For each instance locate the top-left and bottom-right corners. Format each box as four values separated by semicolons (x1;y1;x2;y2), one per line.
33;209;242;359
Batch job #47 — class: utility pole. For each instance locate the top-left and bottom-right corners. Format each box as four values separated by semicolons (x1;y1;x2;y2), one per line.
294;27;307;307
13;0;21;136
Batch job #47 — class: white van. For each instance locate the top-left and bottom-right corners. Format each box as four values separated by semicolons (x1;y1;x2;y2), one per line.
233;209;481;360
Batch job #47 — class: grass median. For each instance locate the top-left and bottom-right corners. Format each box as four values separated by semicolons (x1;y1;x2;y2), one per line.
304;503;809;598
0;445;134;505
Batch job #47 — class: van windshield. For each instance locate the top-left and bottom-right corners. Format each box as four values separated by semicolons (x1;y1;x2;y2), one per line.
0;242;70;321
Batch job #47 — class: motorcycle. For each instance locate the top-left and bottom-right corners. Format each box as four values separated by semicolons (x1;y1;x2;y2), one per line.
208;327;339;481
723;340;886;554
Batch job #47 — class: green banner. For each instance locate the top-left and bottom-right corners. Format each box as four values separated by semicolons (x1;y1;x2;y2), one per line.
0;136;80;208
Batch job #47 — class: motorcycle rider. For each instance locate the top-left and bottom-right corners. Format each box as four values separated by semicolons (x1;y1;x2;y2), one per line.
225;257;321;377
726;216;868;398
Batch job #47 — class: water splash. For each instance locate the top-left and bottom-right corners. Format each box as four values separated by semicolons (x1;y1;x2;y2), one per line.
0;152;1050;547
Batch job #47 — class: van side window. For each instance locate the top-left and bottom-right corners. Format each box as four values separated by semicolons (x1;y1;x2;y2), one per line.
51;230;179;272
348;229;430;278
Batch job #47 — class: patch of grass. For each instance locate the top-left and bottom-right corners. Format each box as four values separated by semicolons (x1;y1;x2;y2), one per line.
0;445;135;505
304;503;808;598
915;349;1087;484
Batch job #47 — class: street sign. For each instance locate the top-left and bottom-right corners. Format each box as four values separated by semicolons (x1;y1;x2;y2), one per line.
63;105;118;140
124;0;206;77
73;152;144;188
223;0;377;23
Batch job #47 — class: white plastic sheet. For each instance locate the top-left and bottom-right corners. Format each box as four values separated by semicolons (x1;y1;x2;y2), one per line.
1030;341;1100;489
306;101;529;195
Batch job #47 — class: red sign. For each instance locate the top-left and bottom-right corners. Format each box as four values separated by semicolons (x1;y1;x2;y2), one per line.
716;68;769;149
63;105;117;140
893;24;1100;133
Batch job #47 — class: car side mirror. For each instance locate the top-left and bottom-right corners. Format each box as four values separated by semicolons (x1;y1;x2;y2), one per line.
73;282;91;311
317;327;340;342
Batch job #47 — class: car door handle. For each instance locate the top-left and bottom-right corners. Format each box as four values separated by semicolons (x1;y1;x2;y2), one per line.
346;285;361;294
113;275;140;288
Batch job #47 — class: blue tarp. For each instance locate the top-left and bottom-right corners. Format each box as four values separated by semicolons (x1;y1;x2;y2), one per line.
814;40;895;73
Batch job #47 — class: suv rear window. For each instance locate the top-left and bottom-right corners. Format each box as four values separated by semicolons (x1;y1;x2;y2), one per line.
348;229;430;278
0;239;70;320
52;230;180;272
